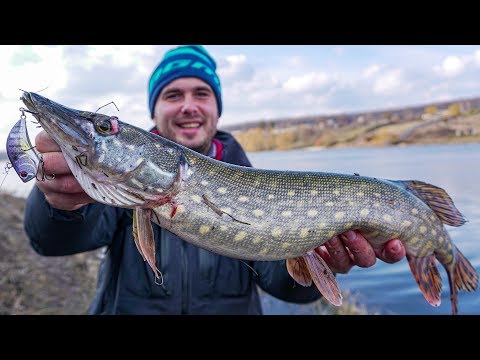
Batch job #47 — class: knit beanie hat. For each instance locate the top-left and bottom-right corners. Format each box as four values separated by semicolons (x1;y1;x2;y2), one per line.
148;45;222;118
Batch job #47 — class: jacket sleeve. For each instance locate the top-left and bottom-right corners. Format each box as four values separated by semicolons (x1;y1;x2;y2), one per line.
23;185;120;256
253;260;321;303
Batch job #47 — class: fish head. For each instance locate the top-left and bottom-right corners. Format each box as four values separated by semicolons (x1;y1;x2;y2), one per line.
21;91;183;207
21;91;99;164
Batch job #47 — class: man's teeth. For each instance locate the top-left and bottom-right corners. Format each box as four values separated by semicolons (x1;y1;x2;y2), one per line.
180;123;200;128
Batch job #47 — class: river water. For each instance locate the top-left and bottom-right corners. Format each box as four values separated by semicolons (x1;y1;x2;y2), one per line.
1;142;479;315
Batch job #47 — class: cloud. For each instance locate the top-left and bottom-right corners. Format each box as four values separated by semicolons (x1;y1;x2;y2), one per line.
474;50;480;66
286;55;305;67
372;69;405;95
0;46;68;99
218;53;254;83
3;45;480;147
282;72;335;93
434;55;465;77
362;64;381;79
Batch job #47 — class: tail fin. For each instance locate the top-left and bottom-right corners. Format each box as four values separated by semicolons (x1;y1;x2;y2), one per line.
441;246;478;315
453;246;478;293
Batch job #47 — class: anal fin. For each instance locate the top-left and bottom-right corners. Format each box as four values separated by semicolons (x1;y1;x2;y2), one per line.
406;254;442;307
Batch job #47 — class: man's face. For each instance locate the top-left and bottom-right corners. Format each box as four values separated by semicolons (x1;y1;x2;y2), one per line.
152;77;219;155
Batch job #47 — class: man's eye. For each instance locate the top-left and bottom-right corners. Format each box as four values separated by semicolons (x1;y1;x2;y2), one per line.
165;93;179;100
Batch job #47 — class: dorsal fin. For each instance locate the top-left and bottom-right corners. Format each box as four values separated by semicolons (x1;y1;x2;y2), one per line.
398;180;466;227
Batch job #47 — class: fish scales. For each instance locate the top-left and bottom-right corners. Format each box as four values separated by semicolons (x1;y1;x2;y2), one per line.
153;153;448;261
19;91;478;314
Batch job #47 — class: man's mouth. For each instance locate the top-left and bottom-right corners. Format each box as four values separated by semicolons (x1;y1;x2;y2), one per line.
178;122;201;129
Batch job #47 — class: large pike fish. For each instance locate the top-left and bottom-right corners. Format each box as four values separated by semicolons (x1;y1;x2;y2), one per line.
20;91;478;314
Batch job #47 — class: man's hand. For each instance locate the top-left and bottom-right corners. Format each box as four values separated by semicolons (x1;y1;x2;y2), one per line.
317;230;406;274
35;131;95;211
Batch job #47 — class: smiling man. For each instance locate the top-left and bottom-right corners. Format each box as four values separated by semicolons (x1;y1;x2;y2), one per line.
152;77;219;154
148;46;223;156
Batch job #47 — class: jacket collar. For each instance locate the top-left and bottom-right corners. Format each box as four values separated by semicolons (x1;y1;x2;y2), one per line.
149;128;224;160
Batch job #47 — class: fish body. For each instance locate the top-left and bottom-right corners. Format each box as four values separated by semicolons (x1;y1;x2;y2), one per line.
6;116;41;182
20;91;478;314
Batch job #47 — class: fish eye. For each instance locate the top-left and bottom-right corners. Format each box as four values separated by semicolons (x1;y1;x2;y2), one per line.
95;117;119;135
96;119;111;134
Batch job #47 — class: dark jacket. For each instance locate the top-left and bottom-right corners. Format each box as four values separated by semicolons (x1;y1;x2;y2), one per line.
24;130;320;314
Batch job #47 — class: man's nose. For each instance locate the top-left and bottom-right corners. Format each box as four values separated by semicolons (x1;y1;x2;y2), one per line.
180;96;198;114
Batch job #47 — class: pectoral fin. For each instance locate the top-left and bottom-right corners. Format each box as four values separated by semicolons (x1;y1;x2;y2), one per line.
303;251;343;306
286;257;312;287
133;208;163;284
406;254;442;308
132;209;146;261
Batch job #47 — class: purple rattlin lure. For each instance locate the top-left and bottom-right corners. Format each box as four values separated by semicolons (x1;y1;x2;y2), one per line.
5;113;42;182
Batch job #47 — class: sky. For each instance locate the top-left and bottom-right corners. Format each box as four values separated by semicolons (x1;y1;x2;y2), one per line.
1;45;480;147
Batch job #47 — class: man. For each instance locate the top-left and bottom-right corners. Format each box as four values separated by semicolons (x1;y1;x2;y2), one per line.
23;45;406;314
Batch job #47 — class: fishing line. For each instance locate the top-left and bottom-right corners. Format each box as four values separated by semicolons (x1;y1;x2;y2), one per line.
0;163;13;191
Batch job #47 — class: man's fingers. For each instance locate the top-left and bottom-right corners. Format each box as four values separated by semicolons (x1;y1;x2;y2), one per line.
36;174;85;194
340;230;376;268
40;152;72;175
374;239;406;263
35;130;61;153
44;191;95;211
322;235;353;273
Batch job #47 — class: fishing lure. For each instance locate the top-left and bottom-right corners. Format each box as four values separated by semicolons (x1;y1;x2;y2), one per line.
5;109;43;182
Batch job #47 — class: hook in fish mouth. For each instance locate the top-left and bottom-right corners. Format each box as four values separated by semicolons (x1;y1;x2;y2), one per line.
19;107;39;115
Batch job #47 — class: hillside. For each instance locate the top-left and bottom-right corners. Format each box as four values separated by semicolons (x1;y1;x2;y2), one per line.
230;109;480;152
0;193;100;314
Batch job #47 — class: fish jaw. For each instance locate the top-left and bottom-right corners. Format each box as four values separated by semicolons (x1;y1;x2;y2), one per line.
21;92;93;158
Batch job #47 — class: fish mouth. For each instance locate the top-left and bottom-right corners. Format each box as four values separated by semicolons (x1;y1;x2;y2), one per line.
20;91;92;152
